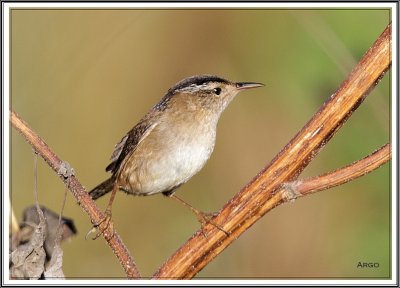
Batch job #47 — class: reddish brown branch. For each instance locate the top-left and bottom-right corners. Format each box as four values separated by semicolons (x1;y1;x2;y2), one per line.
153;23;391;279
10;110;141;279
285;143;391;197
256;143;391;226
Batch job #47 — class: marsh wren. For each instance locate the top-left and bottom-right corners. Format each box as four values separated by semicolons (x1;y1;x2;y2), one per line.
89;75;263;234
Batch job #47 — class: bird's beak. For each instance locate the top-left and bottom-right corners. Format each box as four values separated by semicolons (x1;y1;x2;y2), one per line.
235;82;264;90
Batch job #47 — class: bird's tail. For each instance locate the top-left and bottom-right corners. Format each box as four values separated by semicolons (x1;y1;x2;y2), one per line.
89;176;116;200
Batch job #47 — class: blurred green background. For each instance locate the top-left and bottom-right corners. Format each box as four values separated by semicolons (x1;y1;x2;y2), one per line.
10;8;391;279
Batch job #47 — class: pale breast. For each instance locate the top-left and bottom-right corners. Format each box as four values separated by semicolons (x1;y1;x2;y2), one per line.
118;111;218;195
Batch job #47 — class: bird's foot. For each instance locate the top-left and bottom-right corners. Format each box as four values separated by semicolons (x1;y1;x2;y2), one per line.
196;211;230;238
86;208;115;241
168;194;230;238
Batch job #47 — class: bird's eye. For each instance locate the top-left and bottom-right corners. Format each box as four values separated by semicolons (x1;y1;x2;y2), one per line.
213;87;221;95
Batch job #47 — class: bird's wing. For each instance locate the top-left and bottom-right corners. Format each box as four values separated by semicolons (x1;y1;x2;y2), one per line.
105;119;158;173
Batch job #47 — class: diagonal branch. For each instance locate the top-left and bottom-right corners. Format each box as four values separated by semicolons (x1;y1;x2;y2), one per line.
10;110;141;279
153;23;391;279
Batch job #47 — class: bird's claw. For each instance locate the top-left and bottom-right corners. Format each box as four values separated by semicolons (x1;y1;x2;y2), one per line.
197;212;230;237
86;209;115;240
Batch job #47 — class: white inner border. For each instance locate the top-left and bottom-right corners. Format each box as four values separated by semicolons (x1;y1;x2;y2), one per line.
2;2;398;286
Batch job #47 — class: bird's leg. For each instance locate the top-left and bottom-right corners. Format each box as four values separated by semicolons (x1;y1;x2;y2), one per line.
169;194;230;237
90;184;118;240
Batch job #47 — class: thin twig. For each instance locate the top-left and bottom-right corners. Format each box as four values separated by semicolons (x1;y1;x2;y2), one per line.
10;110;141;279
54;182;69;246
153;23;391;279
33;152;45;226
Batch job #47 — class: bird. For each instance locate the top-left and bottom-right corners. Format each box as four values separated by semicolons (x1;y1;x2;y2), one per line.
89;75;264;236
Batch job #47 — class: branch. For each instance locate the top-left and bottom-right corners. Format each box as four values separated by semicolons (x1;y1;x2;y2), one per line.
283;143;391;198
256;143;391;237
10;110;141;279
153;23;391;279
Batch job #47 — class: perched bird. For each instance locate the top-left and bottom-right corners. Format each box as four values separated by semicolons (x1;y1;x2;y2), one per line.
89;75;264;234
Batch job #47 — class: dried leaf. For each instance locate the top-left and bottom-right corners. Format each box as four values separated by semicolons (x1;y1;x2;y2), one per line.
44;245;65;279
10;221;46;279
